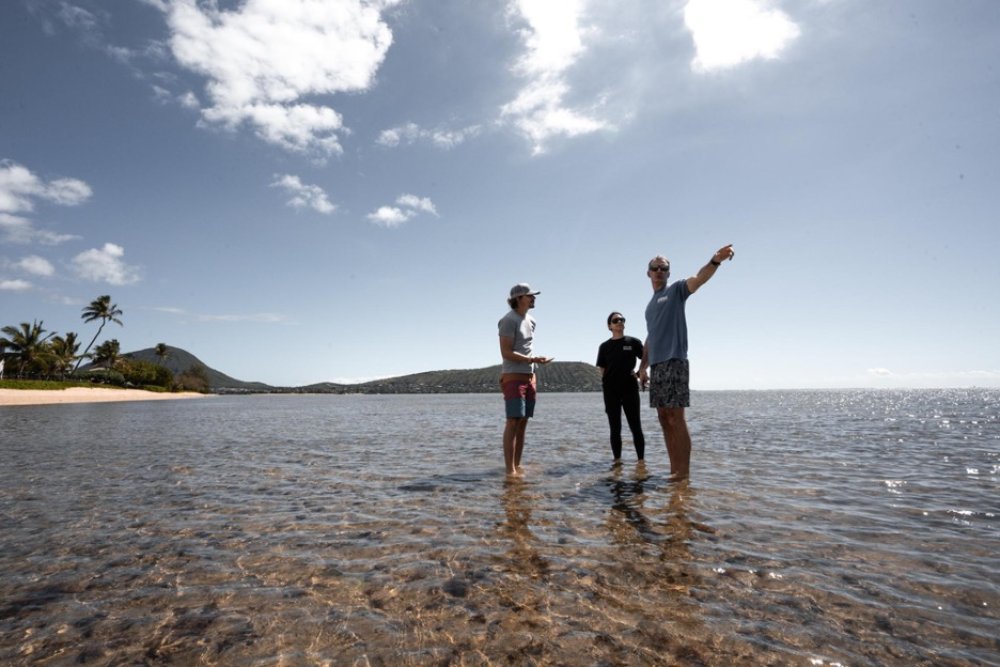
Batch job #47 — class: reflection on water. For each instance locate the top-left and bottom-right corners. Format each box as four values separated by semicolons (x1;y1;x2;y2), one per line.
1;390;998;665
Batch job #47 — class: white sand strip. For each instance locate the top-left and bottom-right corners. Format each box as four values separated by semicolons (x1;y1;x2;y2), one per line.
0;387;209;406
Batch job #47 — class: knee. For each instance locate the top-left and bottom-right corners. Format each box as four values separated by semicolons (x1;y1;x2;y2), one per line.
658;409;683;429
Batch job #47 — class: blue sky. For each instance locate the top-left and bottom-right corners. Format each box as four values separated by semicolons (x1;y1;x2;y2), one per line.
2;0;998;389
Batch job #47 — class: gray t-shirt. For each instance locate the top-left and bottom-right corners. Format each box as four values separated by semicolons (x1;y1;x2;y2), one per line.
644;280;691;365
498;310;535;374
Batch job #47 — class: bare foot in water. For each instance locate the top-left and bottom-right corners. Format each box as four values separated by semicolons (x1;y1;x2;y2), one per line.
666;470;689;483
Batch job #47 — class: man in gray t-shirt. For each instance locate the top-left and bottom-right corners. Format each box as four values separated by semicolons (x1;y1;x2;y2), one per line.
638;244;735;482
498;283;553;477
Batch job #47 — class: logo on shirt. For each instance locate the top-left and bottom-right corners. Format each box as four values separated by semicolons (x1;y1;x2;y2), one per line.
657;295;670;303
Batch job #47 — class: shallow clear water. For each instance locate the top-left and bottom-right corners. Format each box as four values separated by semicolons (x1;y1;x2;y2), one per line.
1;389;998;666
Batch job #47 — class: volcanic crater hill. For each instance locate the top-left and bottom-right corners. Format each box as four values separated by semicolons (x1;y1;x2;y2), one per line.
123;346;602;393
122;346;271;391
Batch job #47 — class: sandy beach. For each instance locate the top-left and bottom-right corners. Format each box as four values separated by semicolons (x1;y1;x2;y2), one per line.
0;387;208;406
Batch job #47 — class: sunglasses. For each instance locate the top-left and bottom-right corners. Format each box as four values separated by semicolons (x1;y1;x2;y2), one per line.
611;317;626;324
648;265;670;272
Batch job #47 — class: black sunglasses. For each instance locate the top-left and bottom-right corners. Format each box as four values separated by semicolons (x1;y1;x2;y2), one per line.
611;317;626;324
648;265;669;272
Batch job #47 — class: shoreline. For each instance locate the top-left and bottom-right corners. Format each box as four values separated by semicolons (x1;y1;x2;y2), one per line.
0;387;209;407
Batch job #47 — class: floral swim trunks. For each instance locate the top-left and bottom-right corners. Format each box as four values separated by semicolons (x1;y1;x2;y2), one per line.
501;375;537;419
649;359;690;409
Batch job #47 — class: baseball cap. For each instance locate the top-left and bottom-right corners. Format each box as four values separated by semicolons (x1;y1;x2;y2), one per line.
509;283;540;298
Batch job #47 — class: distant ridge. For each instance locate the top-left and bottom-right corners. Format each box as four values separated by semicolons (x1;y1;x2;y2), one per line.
300;361;601;394
121;346;601;393
123;347;271;391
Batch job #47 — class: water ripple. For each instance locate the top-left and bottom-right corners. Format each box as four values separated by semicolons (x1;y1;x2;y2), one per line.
1;389;998;665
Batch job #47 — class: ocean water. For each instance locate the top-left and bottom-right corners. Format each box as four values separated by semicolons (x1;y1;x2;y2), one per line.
1;389;997;666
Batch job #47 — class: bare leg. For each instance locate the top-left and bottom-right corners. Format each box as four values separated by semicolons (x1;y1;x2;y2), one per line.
513;418;528;471
656;407;691;481
504;417;528;475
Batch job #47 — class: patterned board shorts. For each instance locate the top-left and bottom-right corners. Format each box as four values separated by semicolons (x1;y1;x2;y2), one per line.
502;377;537;419
649;359;690;409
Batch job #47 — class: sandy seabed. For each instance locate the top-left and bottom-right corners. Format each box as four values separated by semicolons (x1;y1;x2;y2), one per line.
0;387;208;406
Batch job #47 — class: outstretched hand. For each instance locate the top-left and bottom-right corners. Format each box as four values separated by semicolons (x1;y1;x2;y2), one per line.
714;244;735;263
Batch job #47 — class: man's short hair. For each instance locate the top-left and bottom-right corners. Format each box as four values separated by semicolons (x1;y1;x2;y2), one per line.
648;255;670;269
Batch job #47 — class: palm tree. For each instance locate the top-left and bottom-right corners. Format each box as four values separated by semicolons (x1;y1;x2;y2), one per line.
74;295;124;372
0;320;55;378
154;343;170;367
49;332;82;378
93;339;121;370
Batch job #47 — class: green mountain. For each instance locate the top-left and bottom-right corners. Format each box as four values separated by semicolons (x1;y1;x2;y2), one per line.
122;346;601;393
122;346;271;391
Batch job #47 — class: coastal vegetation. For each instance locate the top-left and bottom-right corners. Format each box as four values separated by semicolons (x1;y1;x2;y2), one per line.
0;294;199;392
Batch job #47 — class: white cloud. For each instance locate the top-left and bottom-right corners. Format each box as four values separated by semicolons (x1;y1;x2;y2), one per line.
71;243;141;285
366;193;438;227
0;161;90;245
0;213;80;245
0;159;92;214
376;122;481;149
178;90;200;109
0;279;33;292
367;206;412;228
684;0;800;73
44;177;93;206
396;194;437;216
0;213;33;243
867;367;894;377
270;174;336;214
501;0;608;154
164;0;400;158
16;255;55;277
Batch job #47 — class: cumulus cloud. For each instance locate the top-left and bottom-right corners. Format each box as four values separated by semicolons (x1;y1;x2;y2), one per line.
15;255;55;277
71;243;141;285
163;0;400;158
376;122;482;150
0;159;92;214
501;0;608;155
684;0;800;73
396;194;437;216
0;279;33;291
366;206;411;227
366;193;438;228
0;160;90;245
270;174;336;214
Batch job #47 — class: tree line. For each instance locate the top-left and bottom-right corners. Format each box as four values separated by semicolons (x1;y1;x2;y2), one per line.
0;295;207;392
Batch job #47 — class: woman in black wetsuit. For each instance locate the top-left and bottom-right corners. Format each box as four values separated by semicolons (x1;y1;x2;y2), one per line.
595;312;646;462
